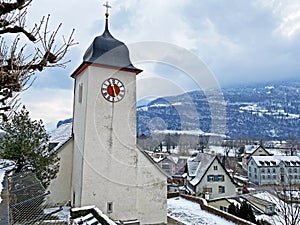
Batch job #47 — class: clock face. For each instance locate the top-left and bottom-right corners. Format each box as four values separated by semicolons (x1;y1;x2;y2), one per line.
101;78;125;102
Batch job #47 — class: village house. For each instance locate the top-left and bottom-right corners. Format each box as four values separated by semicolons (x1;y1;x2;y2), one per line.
242;145;272;170
207;194;275;215
157;156;177;177
242;194;275;215
248;155;300;185
186;153;237;200
156;156;188;177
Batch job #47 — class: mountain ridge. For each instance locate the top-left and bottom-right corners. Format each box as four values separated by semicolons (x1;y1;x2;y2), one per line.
137;80;300;140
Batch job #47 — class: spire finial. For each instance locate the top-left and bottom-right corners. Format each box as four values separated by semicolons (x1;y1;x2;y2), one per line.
103;1;112;19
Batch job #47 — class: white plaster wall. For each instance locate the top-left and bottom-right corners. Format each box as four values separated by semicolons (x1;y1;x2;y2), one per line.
136;150;167;225
72;64;167;224
47;139;74;205
208;199;231;211
72;68;89;207
248;159;259;184
77;66;139;220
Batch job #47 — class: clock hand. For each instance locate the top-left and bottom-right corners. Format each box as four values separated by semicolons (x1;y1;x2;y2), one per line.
111;83;117;97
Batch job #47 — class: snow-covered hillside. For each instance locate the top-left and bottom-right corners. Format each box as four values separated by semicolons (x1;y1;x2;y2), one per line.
49;122;72;151
137;81;300;139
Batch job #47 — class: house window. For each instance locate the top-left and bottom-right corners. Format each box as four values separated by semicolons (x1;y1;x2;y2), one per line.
218;175;225;181
267;175;270;179
249;167;252;172
218;186;225;193
249;172;252;177
288;168;292;173
203;187;212;193
268;206;273;213
261;168;265;173
295;175;298;179
207;175;214;182
214;165;218;170
107;202;113;214
254;168;257;173
267;168;270;173
294;168;297;173
220;206;228;212
78;83;83;103
273;168;276;173
273;175;276;179
262;175;265;179
207;175;224;182
255;175;257;179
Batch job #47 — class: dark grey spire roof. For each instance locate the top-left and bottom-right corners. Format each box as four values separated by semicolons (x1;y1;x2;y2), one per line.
83;17;141;72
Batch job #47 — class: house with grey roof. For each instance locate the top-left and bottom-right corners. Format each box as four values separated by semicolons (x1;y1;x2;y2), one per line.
242;194;275;215
186;153;237;200
248;155;300;185
242;145;271;170
207;193;275;215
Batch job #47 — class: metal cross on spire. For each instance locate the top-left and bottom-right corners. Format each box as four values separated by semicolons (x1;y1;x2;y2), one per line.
103;1;112;18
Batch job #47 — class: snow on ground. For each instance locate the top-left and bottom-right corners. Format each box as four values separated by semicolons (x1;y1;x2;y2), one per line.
168;197;237;225
44;206;71;222
0;169;4;203
0;160;16;203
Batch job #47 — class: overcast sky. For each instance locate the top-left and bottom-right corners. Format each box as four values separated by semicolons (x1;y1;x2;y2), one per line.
19;0;300;130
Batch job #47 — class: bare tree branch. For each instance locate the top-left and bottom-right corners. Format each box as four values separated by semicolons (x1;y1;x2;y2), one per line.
0;0;32;16
0;0;77;121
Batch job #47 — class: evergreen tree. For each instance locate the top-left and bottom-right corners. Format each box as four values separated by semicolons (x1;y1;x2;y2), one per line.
228;202;239;216
0;106;59;187
238;201;256;223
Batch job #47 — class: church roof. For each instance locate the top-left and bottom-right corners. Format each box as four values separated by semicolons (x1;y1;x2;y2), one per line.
82;14;141;72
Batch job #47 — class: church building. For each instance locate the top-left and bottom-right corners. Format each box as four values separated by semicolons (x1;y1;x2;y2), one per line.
48;3;168;225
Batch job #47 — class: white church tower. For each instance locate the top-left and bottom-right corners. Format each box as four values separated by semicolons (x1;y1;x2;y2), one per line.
49;3;168;225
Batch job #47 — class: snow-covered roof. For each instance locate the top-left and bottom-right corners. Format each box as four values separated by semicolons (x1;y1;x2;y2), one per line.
251;155;300;167
152;156;164;163
245;145;261;154
49;122;72;152
234;174;248;182
243;194;275;207
187;153;215;177
205;145;238;157
187;153;215;186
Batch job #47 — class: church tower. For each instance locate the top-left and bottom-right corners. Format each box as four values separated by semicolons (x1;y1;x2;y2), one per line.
68;3;167;224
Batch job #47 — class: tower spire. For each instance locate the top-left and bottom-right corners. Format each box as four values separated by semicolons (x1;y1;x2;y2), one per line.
103;1;111;32
103;1;112;19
